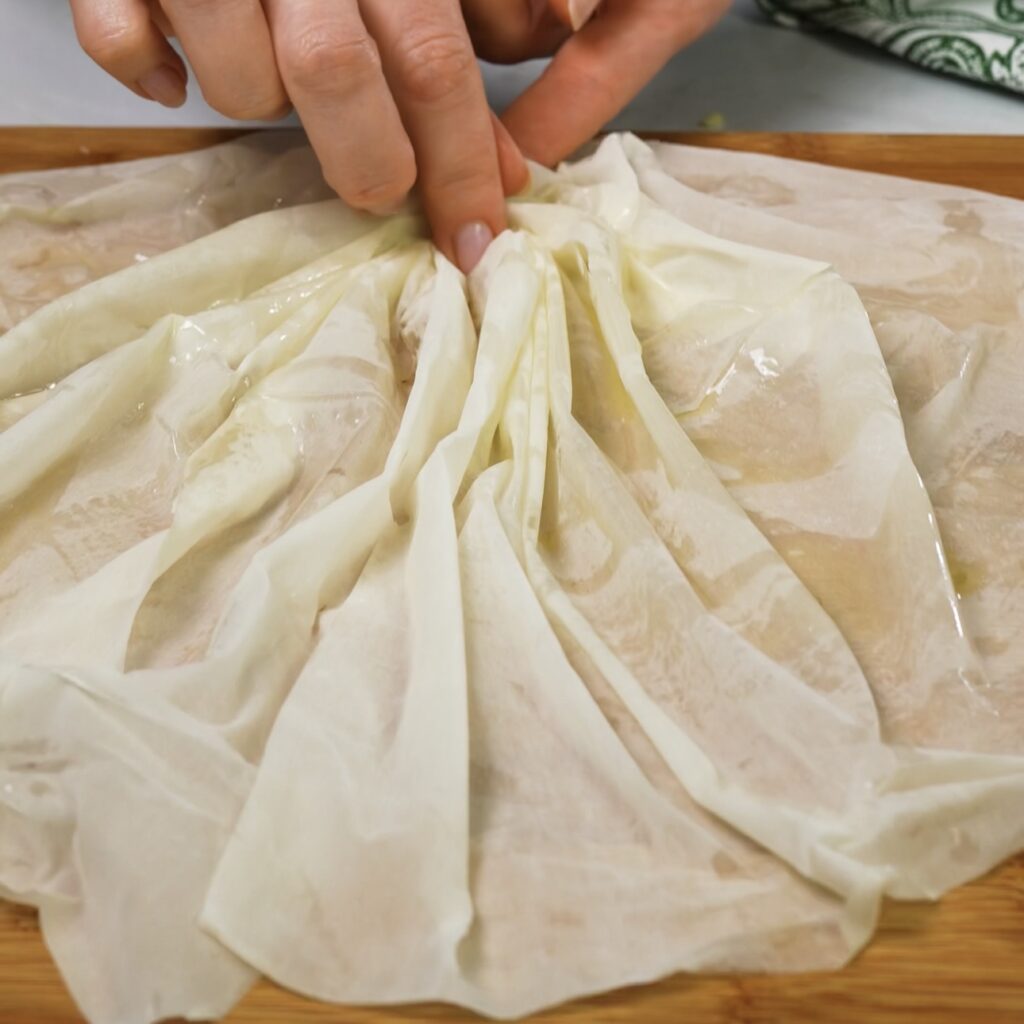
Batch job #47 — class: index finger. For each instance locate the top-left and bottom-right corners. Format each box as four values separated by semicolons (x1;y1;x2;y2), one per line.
362;0;507;272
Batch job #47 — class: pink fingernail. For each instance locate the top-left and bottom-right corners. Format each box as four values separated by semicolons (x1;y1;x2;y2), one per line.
138;66;187;108
568;0;601;29
454;221;493;273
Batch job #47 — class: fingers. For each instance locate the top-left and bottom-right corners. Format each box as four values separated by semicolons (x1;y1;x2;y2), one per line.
73;0;514;272
362;0;507;271
264;0;415;215
160;0;289;120
70;0;187;107
502;0;724;166
492;113;530;196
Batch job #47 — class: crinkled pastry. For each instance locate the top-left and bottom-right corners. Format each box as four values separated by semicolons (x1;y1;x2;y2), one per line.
1;134;1021;1024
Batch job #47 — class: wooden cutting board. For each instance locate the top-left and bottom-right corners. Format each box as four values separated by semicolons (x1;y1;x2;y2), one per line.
0;129;1023;199
0;128;1022;1024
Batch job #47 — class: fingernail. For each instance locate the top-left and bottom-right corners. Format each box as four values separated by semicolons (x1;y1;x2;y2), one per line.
454;221;493;273
568;0;601;29
137;66;187;108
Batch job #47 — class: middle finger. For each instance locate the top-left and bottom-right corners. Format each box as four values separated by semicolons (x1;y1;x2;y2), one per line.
265;0;417;213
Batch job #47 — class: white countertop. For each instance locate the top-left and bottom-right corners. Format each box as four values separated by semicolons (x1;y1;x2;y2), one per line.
2;0;1022;132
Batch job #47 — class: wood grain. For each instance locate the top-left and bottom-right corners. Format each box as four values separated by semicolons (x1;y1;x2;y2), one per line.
650;133;1024;200
2;855;1022;1024
0;127;246;173
0;128;1022;200
1;129;1022;1023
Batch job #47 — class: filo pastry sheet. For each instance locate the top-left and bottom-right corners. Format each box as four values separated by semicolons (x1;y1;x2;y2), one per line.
0;134;1021;1024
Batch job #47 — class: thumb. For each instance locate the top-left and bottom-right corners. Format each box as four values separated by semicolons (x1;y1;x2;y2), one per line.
492;112;530;196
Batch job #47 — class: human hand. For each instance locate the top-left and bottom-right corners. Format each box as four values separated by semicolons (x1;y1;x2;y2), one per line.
467;0;733;166
70;0;529;271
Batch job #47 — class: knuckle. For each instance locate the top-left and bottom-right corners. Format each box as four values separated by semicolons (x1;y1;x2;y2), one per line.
78;15;147;67
393;30;475;105
333;161;416;212
280;27;381;95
